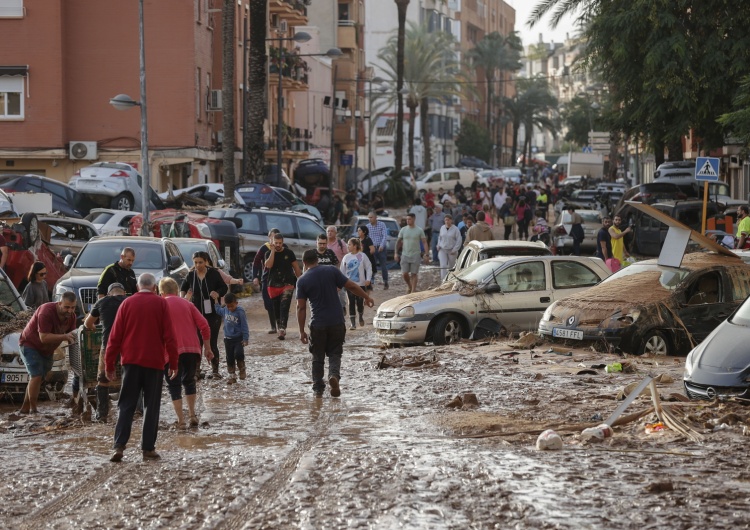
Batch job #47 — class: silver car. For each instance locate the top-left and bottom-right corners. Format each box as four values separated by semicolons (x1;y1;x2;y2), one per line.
373;256;611;346
38;214;100;257
70;162;164;212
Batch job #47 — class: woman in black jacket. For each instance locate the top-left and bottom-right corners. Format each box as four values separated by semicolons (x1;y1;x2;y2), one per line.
180;251;228;378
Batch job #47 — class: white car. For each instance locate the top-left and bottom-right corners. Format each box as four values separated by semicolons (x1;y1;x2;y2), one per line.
373;256;611;346
158;183;226;202
70;162;164;212
85;208;138;237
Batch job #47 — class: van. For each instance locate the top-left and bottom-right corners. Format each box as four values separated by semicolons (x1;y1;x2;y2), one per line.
631;200;719;256
415;168;478;196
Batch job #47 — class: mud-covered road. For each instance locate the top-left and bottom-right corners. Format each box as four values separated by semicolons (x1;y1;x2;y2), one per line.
2;266;750;529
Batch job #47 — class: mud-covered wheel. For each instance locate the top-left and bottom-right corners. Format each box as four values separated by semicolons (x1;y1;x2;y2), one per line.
242;254;255;284
21;212;39;246
432;314;464;345
639;330;671;356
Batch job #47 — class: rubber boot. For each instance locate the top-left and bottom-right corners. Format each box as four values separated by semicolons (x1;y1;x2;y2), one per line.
211;356;222;379
350;316;356;330
95;385;109;422
237;360;247;380
227;366;237;385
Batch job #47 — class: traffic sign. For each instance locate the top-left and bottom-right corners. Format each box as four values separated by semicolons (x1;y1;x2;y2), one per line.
695;156;720;182
582;146;592;153
340;153;353;166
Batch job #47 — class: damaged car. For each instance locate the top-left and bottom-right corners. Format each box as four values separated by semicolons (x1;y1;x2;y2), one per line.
538;253;750;356
0;267;68;400
373;256;610;346
683;294;750;400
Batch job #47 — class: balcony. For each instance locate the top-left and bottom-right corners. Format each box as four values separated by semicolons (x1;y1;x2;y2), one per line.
269;50;309;90
337;23;357;51
270;0;309;26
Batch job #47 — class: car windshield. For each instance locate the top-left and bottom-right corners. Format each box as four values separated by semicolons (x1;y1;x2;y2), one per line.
85;211;113;224
601;263;690;289
75;241;164;269
0;273;23;315
479;247;549;259
175;241;208;262
730;296;750;327
452;260;502;283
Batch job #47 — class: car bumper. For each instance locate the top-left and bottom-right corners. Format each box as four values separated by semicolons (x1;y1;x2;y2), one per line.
70;181;125;198
683;380;750;400
373;317;429;344
538;320;629;350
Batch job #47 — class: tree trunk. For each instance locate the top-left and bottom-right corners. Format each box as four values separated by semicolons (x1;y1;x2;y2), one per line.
653;137;666;167
420;98;431;170
407;102;417;172
666;136;684;162
245;0;268;182
511;121;520;166
221;0;236;195
485;71;493;135
608;131;619;181
394;0;410;172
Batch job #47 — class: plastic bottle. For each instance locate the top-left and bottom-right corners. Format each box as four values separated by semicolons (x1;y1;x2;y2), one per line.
580;423;613;441
536;429;563;450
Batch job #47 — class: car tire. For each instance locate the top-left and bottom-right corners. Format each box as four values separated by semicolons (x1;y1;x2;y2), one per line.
21;212;39;246
242;254;255;284
639;330;671;356
111;193;134;211
431;314;465;345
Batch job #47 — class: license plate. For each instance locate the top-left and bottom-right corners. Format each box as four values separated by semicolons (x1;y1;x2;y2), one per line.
1;373;29;383
552;328;583;340
376;320;391;330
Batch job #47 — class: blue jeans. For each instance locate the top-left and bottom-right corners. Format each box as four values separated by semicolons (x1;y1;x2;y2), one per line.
374;248;389;283
224;338;245;368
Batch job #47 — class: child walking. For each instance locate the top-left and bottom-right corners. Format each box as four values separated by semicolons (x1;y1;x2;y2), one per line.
215;293;249;384
339;238;372;330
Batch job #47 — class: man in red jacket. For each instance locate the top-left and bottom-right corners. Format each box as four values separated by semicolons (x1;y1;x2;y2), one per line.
105;273;178;462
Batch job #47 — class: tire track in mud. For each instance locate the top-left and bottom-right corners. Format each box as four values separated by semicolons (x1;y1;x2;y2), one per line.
216;411;340;530
18;466;125;529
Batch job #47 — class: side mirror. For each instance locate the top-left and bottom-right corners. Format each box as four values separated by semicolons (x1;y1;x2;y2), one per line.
169;255;182;270
63;254;75;269
484;283;502;294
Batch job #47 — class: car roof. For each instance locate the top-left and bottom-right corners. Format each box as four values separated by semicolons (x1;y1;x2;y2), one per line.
480;255;605;266
88;235;170;244
0;173;70;184
465;240;548;251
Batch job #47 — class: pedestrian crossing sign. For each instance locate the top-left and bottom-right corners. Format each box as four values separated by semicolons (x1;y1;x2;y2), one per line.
695;156;720;182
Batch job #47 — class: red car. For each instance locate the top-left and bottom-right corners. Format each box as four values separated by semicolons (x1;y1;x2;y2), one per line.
1;213;68;292
129;209;241;276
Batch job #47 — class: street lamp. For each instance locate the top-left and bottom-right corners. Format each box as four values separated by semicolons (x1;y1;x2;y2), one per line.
109;0;150;235
362;75;385;202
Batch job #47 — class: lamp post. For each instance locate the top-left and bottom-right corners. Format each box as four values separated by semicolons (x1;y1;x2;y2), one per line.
109;0;150;235
363;76;384;202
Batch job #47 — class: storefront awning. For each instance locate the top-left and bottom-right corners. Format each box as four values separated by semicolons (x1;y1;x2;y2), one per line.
0;65;28;76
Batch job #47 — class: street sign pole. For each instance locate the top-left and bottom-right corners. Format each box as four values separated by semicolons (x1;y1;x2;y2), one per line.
695;156;720;235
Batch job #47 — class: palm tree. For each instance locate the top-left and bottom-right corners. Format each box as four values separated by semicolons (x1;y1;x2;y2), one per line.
393;0;410;172
221;0;236;196
244;0;268;182
376;23;461;172
503;76;558;166
467;31;523;139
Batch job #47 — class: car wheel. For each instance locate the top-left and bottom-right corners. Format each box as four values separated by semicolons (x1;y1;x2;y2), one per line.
21;212;39;246
432;314;464;345
639;330;671;356
242;254;255;284
111;193;134;211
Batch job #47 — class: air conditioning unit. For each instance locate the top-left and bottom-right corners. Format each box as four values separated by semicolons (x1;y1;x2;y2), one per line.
729;155;741;169
279;20;288;33
208;89;222;110
69;141;98;160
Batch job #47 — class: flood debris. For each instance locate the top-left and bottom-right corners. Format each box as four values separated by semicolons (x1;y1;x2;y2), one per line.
536;429;563;450
444;393;480;410
377;352;439;370
509;332;543;349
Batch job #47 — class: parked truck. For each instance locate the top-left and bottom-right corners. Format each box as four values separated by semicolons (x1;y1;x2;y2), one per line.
553;153;604;179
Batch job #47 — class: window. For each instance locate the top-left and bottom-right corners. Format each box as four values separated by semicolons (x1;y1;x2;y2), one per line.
552;261;600;289
297;218;324;241
495;262;546;292
0;0;24;18
42;180;68;202
338;2;350;21
0;76;23;119
445;172;460;182
265;214;295;237
235;212;262;234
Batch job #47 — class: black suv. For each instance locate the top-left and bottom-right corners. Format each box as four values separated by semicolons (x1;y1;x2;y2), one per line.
615;183;688;222
631;200;720;256
0;174;96;218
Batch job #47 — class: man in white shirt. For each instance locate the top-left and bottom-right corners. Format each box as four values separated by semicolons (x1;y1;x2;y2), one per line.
493;187;507;224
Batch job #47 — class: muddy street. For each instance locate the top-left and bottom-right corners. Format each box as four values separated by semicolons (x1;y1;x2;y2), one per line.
1;266;750;529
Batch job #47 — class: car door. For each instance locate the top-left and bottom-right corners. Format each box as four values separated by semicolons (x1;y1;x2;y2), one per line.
479;261;551;331
296;217;325;249
678;271;736;343
633;210;662;256
234;211;264;255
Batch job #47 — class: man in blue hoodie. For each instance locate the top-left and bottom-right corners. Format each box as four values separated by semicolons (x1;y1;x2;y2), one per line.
215;293;250;383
